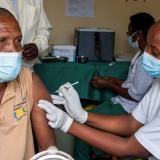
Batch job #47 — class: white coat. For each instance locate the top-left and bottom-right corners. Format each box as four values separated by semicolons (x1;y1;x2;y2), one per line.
0;0;52;68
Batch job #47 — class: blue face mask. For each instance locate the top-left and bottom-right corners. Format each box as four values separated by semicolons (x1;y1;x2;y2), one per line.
0;52;22;83
141;51;160;78
128;33;139;49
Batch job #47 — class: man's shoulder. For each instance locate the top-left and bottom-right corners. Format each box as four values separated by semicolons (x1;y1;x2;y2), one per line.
18;67;33;82
20;67;40;82
20;67;32;76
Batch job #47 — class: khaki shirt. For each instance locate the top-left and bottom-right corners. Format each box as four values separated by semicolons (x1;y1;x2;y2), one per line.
0;68;34;160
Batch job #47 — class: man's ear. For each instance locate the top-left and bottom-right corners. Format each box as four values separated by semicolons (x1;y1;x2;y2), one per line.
131;31;138;42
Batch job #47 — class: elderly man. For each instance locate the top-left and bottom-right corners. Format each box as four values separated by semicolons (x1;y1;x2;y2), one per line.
39;20;160;160
0;0;52;69
0;8;56;160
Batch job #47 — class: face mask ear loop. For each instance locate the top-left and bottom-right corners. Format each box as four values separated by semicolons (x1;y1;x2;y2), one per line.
133;31;141;42
138;30;145;42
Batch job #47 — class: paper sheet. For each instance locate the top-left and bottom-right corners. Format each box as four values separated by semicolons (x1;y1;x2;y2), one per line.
65;0;95;18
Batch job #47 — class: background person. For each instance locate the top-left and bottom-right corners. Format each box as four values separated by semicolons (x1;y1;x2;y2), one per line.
0;0;52;69
91;12;155;114
38;18;160;160
0;8;56;160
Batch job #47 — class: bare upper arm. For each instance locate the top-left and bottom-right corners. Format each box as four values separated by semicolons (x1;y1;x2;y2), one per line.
31;72;52;123
31;73;56;150
32;72;52;105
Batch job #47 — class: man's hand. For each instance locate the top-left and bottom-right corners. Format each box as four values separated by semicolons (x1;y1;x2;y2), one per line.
55;82;88;123
22;43;38;60
38;100;73;133
91;76;124;90
91;76;110;89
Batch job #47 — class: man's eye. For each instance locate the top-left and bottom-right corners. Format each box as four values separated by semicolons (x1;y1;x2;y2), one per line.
153;52;159;56
151;50;160;58
0;38;7;43
17;38;22;43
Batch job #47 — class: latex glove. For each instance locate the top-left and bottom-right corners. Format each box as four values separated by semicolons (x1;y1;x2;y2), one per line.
55;82;88;123
51;95;67;109
38;100;73;133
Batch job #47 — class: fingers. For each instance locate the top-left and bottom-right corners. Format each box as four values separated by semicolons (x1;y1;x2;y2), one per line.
38;103;52;114
48;119;61;129
60;87;71;99
46;113;56;122
59;82;72;90
92;76;99;80
51;95;63;100
59;82;74;96
91;76;102;86
51;95;66;105
38;100;56;114
22;43;38;60
57;82;78;100
39;100;53;107
58;91;63;97
91;77;107;89
48;121;56;129
53;99;65;105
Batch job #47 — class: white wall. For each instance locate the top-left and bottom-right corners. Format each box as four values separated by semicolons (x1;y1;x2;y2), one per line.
44;0;160;57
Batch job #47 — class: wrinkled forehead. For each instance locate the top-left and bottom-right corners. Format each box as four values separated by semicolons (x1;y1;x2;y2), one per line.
0;15;21;33
147;25;160;46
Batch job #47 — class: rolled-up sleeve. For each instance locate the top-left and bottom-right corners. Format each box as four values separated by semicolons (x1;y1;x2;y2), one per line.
132;79;160;159
135;117;160;159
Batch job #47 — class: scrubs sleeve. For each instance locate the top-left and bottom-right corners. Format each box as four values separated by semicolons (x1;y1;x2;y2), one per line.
132;79;160;159
128;59;153;101
132;87;151;124
135;117;160;159
32;0;52;54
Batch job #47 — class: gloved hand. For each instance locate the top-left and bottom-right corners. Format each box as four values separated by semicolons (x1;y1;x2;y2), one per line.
38;100;73;133
53;82;88;123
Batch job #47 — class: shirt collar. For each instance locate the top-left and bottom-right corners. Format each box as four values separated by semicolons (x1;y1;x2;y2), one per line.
1;80;18;105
